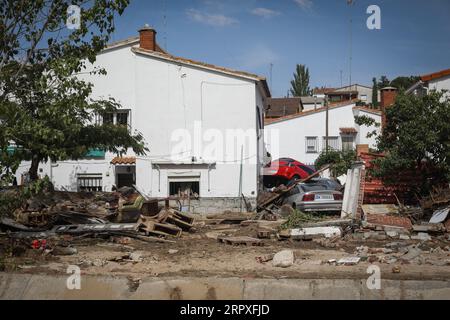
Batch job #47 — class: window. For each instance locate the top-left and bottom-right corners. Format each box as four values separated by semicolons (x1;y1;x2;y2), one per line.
102;113;114;125
322;136;339;151
360;94;368;101
306;137;318;153
116;112;129;126
341;135;355;151
102;110;130;128
169;181;200;197
77;174;102;192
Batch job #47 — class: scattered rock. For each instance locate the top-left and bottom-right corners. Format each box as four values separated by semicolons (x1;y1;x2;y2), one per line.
399;234;410;240
92;259;105;267
168;249;179;255
256;254;274;263
128;252;143;262
51;246;77;256
392;266;401;273
272;250;294;268
337;256;361;266
401;246;422;261
411;232;432;241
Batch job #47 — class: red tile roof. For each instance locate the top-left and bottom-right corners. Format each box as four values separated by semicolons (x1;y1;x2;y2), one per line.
421;68;450;82
111;156;136;165
340;127;358;134
264;99;358;125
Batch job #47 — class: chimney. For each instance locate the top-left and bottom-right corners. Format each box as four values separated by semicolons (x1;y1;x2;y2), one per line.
138;24;157;51
380;87;397;128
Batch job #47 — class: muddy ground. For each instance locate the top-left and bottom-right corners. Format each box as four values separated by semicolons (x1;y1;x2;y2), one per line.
1;220;450;281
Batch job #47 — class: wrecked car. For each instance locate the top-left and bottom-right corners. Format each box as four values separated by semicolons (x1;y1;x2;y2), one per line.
263;158;316;188
282;181;343;212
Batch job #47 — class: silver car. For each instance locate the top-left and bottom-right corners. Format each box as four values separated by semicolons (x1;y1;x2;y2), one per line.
282;182;343;212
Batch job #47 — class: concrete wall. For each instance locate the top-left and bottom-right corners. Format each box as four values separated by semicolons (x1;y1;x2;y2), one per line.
1;273;449;300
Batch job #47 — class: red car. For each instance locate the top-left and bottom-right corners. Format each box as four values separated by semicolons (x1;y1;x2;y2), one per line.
263;158;316;188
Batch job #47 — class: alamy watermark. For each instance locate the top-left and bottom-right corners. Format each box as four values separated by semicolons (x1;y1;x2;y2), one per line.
66;4;81;30
66;265;81;290
366;264;381;290
367;5;381;30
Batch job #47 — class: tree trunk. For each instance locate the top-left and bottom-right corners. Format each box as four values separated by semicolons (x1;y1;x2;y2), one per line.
29;155;41;181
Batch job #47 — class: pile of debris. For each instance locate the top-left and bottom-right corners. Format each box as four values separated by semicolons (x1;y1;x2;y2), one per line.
0;187;195;244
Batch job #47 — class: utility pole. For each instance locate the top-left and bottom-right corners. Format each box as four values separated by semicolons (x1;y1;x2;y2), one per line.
325;96;329;154
340;70;343;88
348;0;354;87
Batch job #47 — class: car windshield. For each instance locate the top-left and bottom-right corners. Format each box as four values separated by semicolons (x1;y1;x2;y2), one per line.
300;184;329;192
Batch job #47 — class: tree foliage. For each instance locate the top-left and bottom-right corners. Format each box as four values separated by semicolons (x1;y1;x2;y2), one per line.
315;148;356;177
375;91;450;184
290;64;311;97
371;77;378;107
0;0;148;181
357;90;450;191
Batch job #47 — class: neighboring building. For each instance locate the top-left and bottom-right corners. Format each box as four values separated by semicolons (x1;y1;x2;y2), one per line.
265;97;302;118
312;87;335;99
406;68;450;99
264;101;381;165
14;26;270;212
300;96;325;111
314;84;378;106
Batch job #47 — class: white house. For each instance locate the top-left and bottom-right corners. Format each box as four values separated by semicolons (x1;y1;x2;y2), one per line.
264;101;381;166
14;26;270;213
406;68;450;99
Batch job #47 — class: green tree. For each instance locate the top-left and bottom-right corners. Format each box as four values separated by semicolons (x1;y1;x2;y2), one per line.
0;0;148;181
357;91;450;191
371;77;378;108
377;75;390;88
290;64;311;97
390;76;420;91
315;148;356;177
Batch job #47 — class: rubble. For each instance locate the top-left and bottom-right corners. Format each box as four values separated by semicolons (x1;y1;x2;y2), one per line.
272;250;294;268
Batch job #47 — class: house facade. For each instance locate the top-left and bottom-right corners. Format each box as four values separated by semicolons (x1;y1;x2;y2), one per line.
264;102;381;166
406;68;450;99
14;26;270;212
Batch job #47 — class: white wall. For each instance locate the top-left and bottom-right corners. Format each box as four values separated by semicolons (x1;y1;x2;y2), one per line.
264;103;381;166
429;74;450;100
16;44;264;199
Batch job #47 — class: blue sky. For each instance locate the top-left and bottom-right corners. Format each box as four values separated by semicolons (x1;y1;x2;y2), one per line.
110;0;450;97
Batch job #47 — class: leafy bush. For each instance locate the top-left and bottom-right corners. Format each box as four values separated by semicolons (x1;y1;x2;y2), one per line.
315;148;356;177
0;176;53;217
281;210;328;229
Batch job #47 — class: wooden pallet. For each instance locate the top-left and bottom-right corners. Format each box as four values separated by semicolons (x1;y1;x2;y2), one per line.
217;236;263;246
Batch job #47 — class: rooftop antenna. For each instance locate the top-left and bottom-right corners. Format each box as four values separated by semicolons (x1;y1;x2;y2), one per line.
163;0;167;51
269;63;273;94
347;0;355;87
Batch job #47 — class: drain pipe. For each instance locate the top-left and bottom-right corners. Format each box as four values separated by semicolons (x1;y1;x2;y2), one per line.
207;163;213;192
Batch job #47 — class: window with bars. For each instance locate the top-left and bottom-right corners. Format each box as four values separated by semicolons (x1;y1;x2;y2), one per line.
322;136;339;151
306;137;318;153
341;135;355;151
77;174;103;192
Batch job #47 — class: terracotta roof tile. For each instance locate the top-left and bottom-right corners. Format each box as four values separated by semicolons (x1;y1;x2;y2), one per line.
264;100;358;125
421;68;450;82
111;156;136;165
340;127;358;134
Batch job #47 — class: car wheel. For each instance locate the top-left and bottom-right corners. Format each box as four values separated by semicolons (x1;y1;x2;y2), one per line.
291;202;297;210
